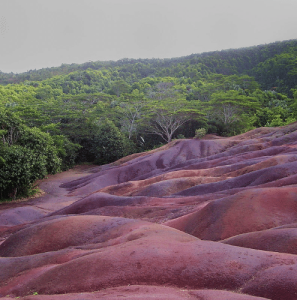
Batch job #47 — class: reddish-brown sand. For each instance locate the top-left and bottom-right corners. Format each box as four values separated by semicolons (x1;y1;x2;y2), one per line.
0;122;297;300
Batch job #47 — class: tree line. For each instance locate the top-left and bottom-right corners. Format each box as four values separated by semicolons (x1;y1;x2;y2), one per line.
0;40;297;200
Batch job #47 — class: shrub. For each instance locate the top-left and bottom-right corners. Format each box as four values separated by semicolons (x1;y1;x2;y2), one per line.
0;109;62;200
0;145;47;199
91;119;133;165
194;128;207;139
176;134;185;139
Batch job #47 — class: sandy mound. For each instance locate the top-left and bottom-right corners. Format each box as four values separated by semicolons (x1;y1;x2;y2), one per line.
221;226;297;254
165;186;296;240
173;162;296;196
0;216;296;299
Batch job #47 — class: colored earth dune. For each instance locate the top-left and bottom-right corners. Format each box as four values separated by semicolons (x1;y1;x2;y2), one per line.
0;123;297;300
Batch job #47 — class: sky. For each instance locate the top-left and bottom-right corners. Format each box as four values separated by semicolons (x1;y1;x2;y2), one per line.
0;0;297;74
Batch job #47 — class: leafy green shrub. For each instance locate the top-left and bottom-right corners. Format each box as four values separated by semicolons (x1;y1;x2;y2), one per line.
52;135;81;170
176;134;185;139
18;126;61;175
194;128;207;139
0;145;47;199
0;109;62;200
91;119;133;165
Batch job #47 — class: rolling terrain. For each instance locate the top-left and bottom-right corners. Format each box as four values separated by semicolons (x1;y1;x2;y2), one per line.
0;122;297;300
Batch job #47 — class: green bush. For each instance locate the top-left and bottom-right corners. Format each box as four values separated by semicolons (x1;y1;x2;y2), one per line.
194;128;207;139
0;145;47;199
0;109;62;200
18;126;61;175
91;119;134;165
176;134;185;139
52;135;81;170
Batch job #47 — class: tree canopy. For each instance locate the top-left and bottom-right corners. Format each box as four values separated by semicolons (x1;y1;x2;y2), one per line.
0;39;297;201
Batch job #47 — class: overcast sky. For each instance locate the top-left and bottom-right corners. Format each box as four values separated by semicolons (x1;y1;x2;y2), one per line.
0;0;297;74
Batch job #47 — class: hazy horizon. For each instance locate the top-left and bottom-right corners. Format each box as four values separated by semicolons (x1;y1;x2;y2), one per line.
0;0;297;74
1;38;297;75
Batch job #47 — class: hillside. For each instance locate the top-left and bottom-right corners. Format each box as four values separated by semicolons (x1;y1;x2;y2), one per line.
0;122;296;300
0;40;296;87
0;39;297;201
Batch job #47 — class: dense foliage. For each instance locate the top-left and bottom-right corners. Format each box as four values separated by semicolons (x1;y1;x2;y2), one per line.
0;39;297;200
0;110;61;199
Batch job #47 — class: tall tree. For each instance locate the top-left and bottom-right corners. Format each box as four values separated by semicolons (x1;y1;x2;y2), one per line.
206;90;259;135
118;90;146;139
144;99;205;143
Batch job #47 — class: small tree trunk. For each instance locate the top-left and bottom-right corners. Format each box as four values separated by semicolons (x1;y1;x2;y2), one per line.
12;187;18;200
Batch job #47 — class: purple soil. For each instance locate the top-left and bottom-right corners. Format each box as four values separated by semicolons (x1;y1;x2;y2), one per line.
2;286;271;300
0;206;48;226
241;264;297;300
0;123;297;300
0;216;296;299
165;186;297;241
173;161;296;197
221;227;297;254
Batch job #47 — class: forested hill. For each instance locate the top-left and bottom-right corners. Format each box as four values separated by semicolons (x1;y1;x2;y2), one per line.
0;39;297;201
0;39;296;92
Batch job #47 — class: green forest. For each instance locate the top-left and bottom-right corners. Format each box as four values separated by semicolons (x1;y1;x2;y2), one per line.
0;39;297;200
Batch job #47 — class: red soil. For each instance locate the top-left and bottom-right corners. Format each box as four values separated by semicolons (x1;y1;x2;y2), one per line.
1;286;271;300
221;225;297;254
165;186;297;241
0;122;297;300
